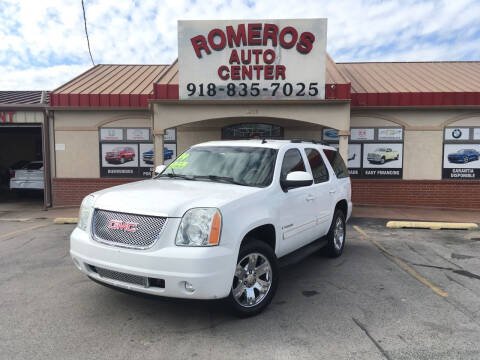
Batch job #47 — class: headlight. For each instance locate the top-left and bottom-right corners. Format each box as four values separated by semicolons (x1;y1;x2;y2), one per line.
176;208;222;246
77;195;95;231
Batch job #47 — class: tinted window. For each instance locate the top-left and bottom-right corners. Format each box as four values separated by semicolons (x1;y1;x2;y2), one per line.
323;149;349;179
305;148;329;183
280;149;306;181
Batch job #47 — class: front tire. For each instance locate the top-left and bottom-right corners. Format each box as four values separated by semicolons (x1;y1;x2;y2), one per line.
380;157;385;164
228;239;278;317
324;209;346;258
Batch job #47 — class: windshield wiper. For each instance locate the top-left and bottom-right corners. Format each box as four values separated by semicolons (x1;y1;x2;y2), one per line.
192;175;247;186
158;170;195;181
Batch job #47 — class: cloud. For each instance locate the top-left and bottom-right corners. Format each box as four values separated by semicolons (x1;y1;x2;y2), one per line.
1;0;479;90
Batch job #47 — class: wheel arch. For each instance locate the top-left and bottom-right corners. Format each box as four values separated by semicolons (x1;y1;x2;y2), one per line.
335;199;348;217
240;224;277;253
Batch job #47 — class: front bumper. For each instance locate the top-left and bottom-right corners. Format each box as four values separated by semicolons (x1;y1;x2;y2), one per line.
70;225;236;300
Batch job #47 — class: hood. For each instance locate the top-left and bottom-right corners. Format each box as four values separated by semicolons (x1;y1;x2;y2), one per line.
93;178;262;218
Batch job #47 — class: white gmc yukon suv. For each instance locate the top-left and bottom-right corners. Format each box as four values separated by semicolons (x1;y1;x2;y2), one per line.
70;139;352;316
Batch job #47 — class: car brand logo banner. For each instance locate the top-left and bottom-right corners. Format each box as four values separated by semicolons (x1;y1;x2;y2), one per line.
178;19;327;100
108;220;138;232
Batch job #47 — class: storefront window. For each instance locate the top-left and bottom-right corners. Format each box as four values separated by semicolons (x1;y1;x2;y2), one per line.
99;127;177;178
222;123;283;139
442;127;480;180
324;127;404;179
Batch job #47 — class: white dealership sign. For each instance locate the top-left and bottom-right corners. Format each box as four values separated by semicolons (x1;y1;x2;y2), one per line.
351;128;374;141
378;128;403;141
178;19;327;100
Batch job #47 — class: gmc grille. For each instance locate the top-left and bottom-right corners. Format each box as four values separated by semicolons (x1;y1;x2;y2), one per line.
92;209;166;249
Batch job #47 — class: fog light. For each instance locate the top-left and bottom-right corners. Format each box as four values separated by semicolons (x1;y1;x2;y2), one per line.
185;281;195;292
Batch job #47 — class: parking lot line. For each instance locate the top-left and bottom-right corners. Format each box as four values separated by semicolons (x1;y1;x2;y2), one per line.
0;223;50;241
353;225;449;298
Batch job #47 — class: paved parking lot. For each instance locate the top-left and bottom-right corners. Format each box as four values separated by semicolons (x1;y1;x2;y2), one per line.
1;217;480;359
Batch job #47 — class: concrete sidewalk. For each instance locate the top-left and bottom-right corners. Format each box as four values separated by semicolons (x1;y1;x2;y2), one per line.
353;205;480;224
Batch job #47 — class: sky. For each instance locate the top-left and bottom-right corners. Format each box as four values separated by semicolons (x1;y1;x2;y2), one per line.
1;0;479;90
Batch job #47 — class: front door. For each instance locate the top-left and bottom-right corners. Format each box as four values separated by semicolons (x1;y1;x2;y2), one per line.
277;148;318;256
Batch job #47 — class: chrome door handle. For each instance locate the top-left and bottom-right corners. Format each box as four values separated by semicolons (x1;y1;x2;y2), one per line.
306;195;315;201
329;189;336;194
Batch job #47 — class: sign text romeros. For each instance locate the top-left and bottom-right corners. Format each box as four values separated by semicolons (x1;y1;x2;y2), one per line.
178;19;327;100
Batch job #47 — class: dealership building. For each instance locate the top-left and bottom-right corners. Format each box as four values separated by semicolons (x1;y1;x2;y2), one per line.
3;19;480;209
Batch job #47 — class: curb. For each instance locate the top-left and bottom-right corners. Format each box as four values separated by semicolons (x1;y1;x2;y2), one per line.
386;221;478;230
54;217;78;224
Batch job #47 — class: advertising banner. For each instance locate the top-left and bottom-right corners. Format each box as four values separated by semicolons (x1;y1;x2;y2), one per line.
100;144;139;177
127;128;150;141
351;128;374;141
138;143;154;177
378;128;403;141
100;128;123;141
474;128;480;140
178;19;327;100
362;143;403;178
331;143;361;177
323;128;338;141
445;128;470;141
442;144;480;180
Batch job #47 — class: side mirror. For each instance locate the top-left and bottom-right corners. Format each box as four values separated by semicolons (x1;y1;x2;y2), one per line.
281;171;313;191
154;165;166;175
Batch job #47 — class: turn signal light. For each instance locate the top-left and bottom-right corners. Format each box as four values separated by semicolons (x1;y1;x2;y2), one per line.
208;211;222;245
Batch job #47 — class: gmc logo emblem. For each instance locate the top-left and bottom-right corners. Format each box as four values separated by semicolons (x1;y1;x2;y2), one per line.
108;220;138;232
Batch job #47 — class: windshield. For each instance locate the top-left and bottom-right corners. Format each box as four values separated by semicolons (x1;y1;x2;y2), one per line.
111;147;123;152
375;148;386;152
159;146;278;187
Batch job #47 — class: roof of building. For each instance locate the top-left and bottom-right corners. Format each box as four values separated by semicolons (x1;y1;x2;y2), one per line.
0;91;49;105
50;59;480;108
53;64;169;95
337;61;480;93
50;64;169;107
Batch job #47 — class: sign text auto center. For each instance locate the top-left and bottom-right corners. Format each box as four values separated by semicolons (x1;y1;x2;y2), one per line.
178;19;327;100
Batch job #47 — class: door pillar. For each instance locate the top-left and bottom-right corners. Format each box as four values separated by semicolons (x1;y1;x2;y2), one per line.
153;130;164;167
338;131;350;161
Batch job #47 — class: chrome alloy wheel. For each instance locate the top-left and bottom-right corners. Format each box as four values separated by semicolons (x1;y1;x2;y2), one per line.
333;217;345;251
232;253;272;308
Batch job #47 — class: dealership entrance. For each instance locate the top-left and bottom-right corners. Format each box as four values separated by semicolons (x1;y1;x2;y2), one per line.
0;92;51;208
0;124;45;206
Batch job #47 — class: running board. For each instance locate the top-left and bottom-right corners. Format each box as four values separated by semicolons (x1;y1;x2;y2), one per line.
278;238;328;268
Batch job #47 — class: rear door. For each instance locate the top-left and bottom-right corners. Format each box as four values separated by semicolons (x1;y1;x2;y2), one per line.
277;148;318;255
304;148;334;236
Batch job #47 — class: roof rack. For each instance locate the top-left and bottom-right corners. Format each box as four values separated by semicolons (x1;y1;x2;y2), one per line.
290;139;330;146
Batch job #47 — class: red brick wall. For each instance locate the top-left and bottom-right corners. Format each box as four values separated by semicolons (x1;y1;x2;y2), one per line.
52;178;139;206
52;177;480;210
352;179;480;209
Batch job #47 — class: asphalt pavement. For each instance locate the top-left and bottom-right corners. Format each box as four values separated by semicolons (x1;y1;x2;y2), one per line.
1;217;480;359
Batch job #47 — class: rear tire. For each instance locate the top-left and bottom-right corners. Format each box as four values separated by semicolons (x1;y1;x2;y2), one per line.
227;239;278;317
324;209;346;258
